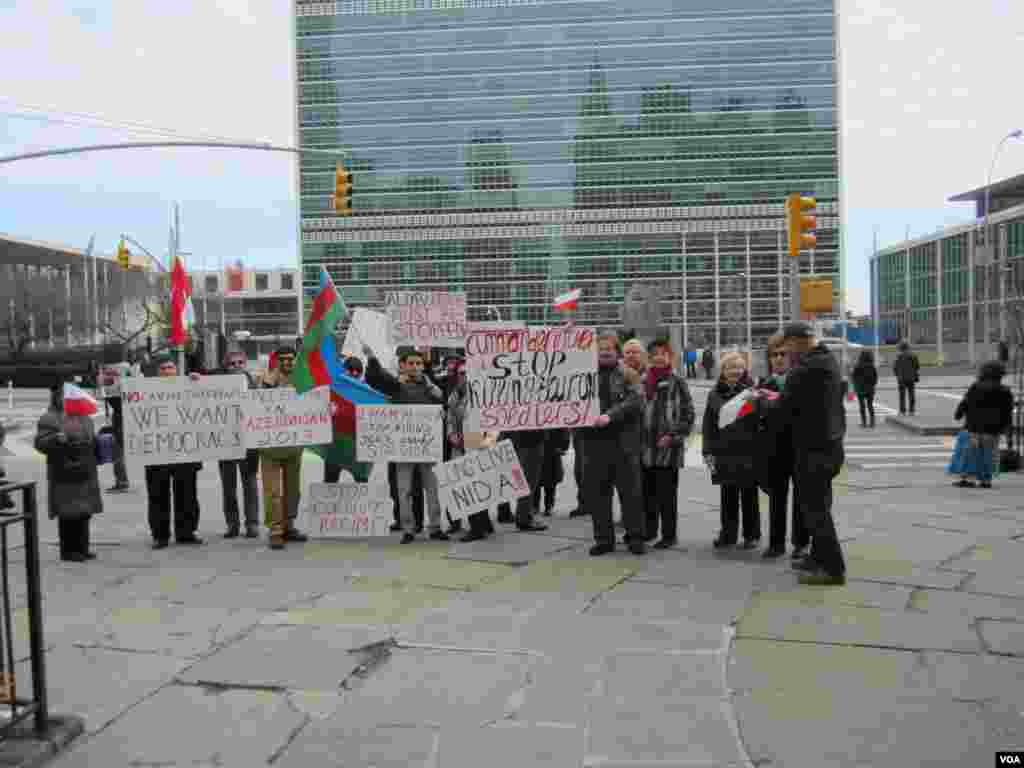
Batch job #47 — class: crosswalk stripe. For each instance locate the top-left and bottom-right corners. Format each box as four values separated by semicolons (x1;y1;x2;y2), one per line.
846;452;951;459
859;463;948;469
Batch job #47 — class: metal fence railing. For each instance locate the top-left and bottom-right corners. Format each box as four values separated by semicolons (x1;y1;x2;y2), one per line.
0;481;47;736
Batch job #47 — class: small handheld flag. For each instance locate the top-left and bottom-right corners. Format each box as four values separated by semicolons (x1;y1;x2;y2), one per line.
63;383;98;417
553;288;581;311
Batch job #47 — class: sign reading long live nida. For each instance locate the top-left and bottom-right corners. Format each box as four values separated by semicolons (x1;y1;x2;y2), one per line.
465;325;598;432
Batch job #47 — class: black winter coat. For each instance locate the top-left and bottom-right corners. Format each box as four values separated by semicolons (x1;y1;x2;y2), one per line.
702;380;759;487
851;362;878;396
781;344;846;453
754;375;792;490
955;380;1013;435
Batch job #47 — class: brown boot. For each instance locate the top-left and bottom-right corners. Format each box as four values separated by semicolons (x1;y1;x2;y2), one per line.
269;498;286;550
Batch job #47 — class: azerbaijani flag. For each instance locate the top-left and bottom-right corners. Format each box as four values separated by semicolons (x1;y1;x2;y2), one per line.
63;383;98;417
291;267;387;482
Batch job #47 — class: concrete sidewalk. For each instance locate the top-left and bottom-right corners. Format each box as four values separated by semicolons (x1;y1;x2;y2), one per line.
0;449;1020;766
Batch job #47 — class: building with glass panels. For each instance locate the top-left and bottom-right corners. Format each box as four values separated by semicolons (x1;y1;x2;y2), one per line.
295;0;841;350
870;174;1024;365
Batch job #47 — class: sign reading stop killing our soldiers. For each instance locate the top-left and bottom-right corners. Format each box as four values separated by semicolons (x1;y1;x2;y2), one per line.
122;375;248;466
355;404;444;463
465;325;598;432
433;440;531;521
301;483;393;538
384;291;467;347
240;386;332;450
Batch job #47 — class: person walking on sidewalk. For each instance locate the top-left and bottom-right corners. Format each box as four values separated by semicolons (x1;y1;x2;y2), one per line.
953;361;1013;489
756;335;809;560
781;323;847;586
35;381;102;562
582;333;646;556
144;356;204;549
703;352;761;551
701;347;715;380
893;342;919;416
640;339;694;549
851;350;879;429
365;346;450;543
259;346;308;550
214;351;260;539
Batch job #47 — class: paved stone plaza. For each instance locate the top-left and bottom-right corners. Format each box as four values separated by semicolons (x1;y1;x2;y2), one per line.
1;409;1023;766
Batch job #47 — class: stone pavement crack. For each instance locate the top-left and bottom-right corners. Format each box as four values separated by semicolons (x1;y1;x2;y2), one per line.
732;634;982;655
579;571;634;615
178;679;289;695
72;642;190;658
339;637;397;691
721;626;757;768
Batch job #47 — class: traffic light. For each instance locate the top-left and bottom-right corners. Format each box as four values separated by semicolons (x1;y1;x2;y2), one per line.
333;164;352;215
116;238;131;269
785;193;816;258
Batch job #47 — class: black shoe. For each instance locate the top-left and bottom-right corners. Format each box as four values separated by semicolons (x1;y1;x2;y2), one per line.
792;556;819;573
799;569;846;586
713;535;736;550
85;552;97;560
762;547;785;560
739;538;760;551
652;538;677;550
400;533;416;544
953;479;976;488
569;508;589;518
790;545;809;560
105;483;130;493
627;541;647;555
415;524;425;534
517;522;548;533
644;532;658;543
980;481;992;489
589;542;615;556
390;522;402;533
543;507;553;517
152;539;169;550
496;513;514;525
176;535;204;546
428;530;450;542
224;528;240;539
285;528;308;542
446;521;463;534
61;553;88;563
245;526;259;539
459;530;489;543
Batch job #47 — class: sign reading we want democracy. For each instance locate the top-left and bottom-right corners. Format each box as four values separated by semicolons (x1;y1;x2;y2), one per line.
465;325;598;432
122;376;248;466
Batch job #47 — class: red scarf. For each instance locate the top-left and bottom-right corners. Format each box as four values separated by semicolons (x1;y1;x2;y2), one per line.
645;366;672;400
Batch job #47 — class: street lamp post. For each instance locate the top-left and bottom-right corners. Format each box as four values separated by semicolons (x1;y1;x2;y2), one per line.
982;129;1023;348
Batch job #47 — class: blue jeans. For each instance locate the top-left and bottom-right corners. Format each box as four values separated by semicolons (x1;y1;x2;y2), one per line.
971;433;997;483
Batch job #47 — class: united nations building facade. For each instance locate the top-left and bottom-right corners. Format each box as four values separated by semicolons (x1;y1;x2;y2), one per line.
295;0;841;350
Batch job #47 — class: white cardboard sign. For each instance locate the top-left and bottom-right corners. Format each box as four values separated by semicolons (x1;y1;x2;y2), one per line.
122;375;248;466
355;404;444;463
342;308;395;373
301;483;393;538
240;386;332;450
385;291;467;347
433;440;531;521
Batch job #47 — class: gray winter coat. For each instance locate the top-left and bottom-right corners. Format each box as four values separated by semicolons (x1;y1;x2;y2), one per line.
641;373;695;468
34;410;103;521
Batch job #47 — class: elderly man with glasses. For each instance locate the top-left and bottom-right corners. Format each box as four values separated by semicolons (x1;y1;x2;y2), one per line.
214;351;261;539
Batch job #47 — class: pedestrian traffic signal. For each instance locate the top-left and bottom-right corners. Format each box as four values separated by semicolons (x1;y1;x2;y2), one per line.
785;193;816;258
333;164;352;216
116;238;131;269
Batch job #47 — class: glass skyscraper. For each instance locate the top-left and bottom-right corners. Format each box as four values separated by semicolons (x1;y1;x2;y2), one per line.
295;0;840;349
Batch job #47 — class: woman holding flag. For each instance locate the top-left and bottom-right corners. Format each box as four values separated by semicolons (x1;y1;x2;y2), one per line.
701;351;762;550
34;381;105;562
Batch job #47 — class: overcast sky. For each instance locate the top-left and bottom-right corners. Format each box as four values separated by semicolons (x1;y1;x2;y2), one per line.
1;0;1023;315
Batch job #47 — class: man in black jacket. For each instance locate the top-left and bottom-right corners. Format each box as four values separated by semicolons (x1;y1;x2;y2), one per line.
781;322;846;586
581;334;646;556
893;342;919;416
213;351;260;538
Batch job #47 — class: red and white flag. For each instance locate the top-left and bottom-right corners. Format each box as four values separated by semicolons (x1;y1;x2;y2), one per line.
717;389;757;430
63;383;97;417
553;288;581;311
169;255;190;347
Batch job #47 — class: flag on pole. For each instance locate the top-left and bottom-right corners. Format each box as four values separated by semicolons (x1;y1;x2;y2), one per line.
169;256;190;347
553;288;581;311
290;267;386;482
63;383;97;417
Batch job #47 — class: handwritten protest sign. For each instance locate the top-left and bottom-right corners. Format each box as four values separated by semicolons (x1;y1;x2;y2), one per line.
465;325;598;432
240;386;332;449
355;404;443;463
342;308;395;373
385;291;467;347
301;483;393;538
433;440;530;521
122;375;248;466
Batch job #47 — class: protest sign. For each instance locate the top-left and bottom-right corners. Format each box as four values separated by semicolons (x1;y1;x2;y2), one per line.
342;308;395;373
465;325;598;432
122;375;248;466
240;386;332;449
433;439;530;521
355;404;443;463
301;483;393;538
385;291;467;347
